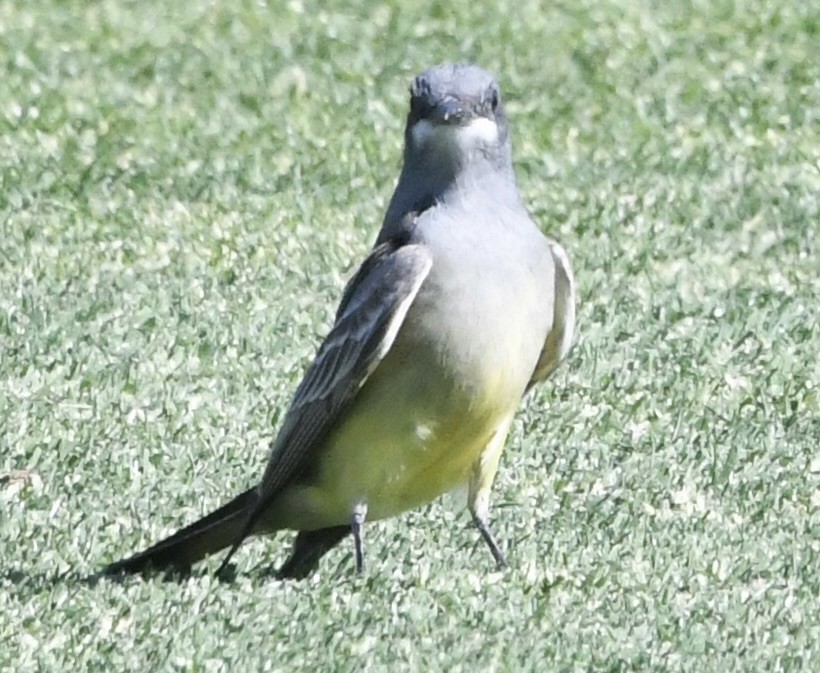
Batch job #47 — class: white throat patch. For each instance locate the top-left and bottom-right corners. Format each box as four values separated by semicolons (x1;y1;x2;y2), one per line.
411;117;499;151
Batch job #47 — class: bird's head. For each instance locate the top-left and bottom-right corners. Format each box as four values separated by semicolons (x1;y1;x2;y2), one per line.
403;63;511;173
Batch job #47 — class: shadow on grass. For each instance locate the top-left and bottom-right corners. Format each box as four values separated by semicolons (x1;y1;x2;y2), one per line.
0;564;241;590
89;563;241;585
2;554;357;589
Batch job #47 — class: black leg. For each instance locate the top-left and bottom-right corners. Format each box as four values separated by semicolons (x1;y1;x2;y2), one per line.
471;512;508;569
351;503;368;573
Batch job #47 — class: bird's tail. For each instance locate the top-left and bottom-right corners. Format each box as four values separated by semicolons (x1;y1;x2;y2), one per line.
103;488;256;574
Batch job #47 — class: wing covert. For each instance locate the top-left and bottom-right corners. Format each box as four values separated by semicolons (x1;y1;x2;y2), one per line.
527;239;576;390
256;236;433;504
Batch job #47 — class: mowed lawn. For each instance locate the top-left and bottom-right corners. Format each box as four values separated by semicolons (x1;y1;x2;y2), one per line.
1;0;817;671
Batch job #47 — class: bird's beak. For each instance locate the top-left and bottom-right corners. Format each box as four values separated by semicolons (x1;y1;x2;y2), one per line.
430;98;468;125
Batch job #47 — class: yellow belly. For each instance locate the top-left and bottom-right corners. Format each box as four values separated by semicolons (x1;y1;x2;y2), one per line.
261;250;547;532
268;343;520;530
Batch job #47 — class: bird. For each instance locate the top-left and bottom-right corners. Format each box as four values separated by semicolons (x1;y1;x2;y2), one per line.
103;63;576;580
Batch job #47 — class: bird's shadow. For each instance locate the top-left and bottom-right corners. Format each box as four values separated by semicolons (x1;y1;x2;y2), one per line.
2;555;360;589
91;564;242;585
0;565;243;590
1;567;94;591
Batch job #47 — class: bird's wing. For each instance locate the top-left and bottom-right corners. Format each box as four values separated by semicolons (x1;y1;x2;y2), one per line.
527;239;576;389
256;232;432;504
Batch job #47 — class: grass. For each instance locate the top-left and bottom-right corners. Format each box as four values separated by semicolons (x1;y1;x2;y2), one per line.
1;0;818;670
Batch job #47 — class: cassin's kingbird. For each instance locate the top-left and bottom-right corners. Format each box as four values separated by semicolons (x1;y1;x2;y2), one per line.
104;63;576;579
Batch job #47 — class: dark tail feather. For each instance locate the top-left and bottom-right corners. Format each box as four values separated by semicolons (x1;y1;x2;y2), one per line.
277;526;349;579
104;488;257;574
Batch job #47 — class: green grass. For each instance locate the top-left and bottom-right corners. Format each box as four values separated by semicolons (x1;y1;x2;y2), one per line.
1;0;818;670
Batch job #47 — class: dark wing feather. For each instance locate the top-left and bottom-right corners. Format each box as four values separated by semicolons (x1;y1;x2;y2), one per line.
214;231;432;576
255;235;432;507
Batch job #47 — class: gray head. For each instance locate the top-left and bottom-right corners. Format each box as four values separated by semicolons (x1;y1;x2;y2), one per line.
403;63;512;174
383;64;517;230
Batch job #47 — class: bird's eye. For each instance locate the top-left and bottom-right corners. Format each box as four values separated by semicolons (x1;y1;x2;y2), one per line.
410;96;425;117
489;89;500;111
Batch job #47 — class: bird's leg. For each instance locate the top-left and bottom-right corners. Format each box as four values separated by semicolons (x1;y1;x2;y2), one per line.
351;502;368;573
467;419;513;569
470;509;508;569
